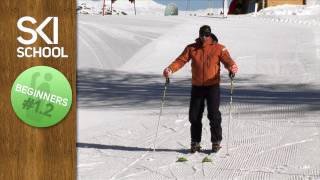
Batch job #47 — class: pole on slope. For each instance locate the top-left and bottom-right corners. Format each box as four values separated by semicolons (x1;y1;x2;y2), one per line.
102;0;106;16
185;0;190;16
111;0;113;15
134;1;136;15
153;78;170;151
226;73;235;156
223;0;228;18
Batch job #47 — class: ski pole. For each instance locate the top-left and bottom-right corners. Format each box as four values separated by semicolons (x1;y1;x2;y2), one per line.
226;73;235;156
153;77;170;151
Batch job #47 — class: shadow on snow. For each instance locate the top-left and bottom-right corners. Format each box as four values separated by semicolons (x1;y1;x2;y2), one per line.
77;142;191;154
77;68;320;111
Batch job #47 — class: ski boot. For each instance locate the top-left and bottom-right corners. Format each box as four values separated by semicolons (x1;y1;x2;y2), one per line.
191;142;201;153
212;142;221;153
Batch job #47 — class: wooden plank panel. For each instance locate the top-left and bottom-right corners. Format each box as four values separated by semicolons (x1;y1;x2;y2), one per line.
267;0;305;7
0;1;76;180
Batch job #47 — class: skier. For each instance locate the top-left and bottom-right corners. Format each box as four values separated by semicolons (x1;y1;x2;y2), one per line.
163;25;238;153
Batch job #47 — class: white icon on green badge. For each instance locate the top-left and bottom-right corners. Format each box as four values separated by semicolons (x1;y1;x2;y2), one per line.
11;66;72;127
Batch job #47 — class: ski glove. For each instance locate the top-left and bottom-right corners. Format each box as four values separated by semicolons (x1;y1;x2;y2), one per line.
230;64;238;74
229;72;235;79
163;68;172;78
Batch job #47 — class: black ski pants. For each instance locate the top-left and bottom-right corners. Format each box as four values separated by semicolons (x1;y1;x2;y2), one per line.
189;84;222;143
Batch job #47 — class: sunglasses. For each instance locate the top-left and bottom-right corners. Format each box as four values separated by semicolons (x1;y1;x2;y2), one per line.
200;31;211;37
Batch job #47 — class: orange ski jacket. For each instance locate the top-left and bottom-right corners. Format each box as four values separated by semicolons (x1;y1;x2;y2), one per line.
167;38;236;86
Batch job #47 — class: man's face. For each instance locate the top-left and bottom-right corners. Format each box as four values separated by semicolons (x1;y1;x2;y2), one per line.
200;35;210;42
200;31;211;42
199;27;211;42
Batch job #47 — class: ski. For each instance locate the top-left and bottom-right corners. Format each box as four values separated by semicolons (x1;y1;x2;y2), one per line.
176;150;216;163
202;156;213;163
176;156;188;162
176;155;214;163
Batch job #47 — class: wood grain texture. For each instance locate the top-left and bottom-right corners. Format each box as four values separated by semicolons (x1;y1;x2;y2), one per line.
0;1;76;180
267;0;305;7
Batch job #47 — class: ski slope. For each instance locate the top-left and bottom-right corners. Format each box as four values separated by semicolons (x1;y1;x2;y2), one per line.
77;6;320;180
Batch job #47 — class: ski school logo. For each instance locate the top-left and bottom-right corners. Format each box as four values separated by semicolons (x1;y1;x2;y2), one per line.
16;16;68;58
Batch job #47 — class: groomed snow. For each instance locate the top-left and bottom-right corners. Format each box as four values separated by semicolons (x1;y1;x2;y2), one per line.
77;3;320;180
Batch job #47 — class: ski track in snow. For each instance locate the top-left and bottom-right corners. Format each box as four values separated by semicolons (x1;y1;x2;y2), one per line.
77;15;320;179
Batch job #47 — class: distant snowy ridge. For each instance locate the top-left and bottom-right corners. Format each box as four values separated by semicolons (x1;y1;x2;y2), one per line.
258;4;320;16
307;0;320;5
77;0;223;16
77;0;165;15
183;8;223;16
255;4;320;26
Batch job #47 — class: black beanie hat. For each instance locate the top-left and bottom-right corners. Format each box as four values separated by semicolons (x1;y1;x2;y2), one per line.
199;25;211;37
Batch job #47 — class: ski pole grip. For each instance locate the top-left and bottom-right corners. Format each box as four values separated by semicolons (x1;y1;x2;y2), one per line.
229;72;235;80
166;77;170;84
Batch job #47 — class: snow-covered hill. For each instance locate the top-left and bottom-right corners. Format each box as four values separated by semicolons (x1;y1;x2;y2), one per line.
77;0;223;16
77;0;165;15
255;4;320;27
77;4;320;180
258;4;320;16
307;0;320;5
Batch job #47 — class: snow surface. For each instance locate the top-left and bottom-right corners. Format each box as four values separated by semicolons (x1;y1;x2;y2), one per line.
258;4;320;16
307;0;320;6
77;2;320;180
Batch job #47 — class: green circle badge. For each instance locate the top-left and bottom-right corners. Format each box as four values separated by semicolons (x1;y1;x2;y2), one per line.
11;66;72;127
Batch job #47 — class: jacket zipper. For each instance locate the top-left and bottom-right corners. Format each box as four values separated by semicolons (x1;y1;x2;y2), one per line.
202;47;205;86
